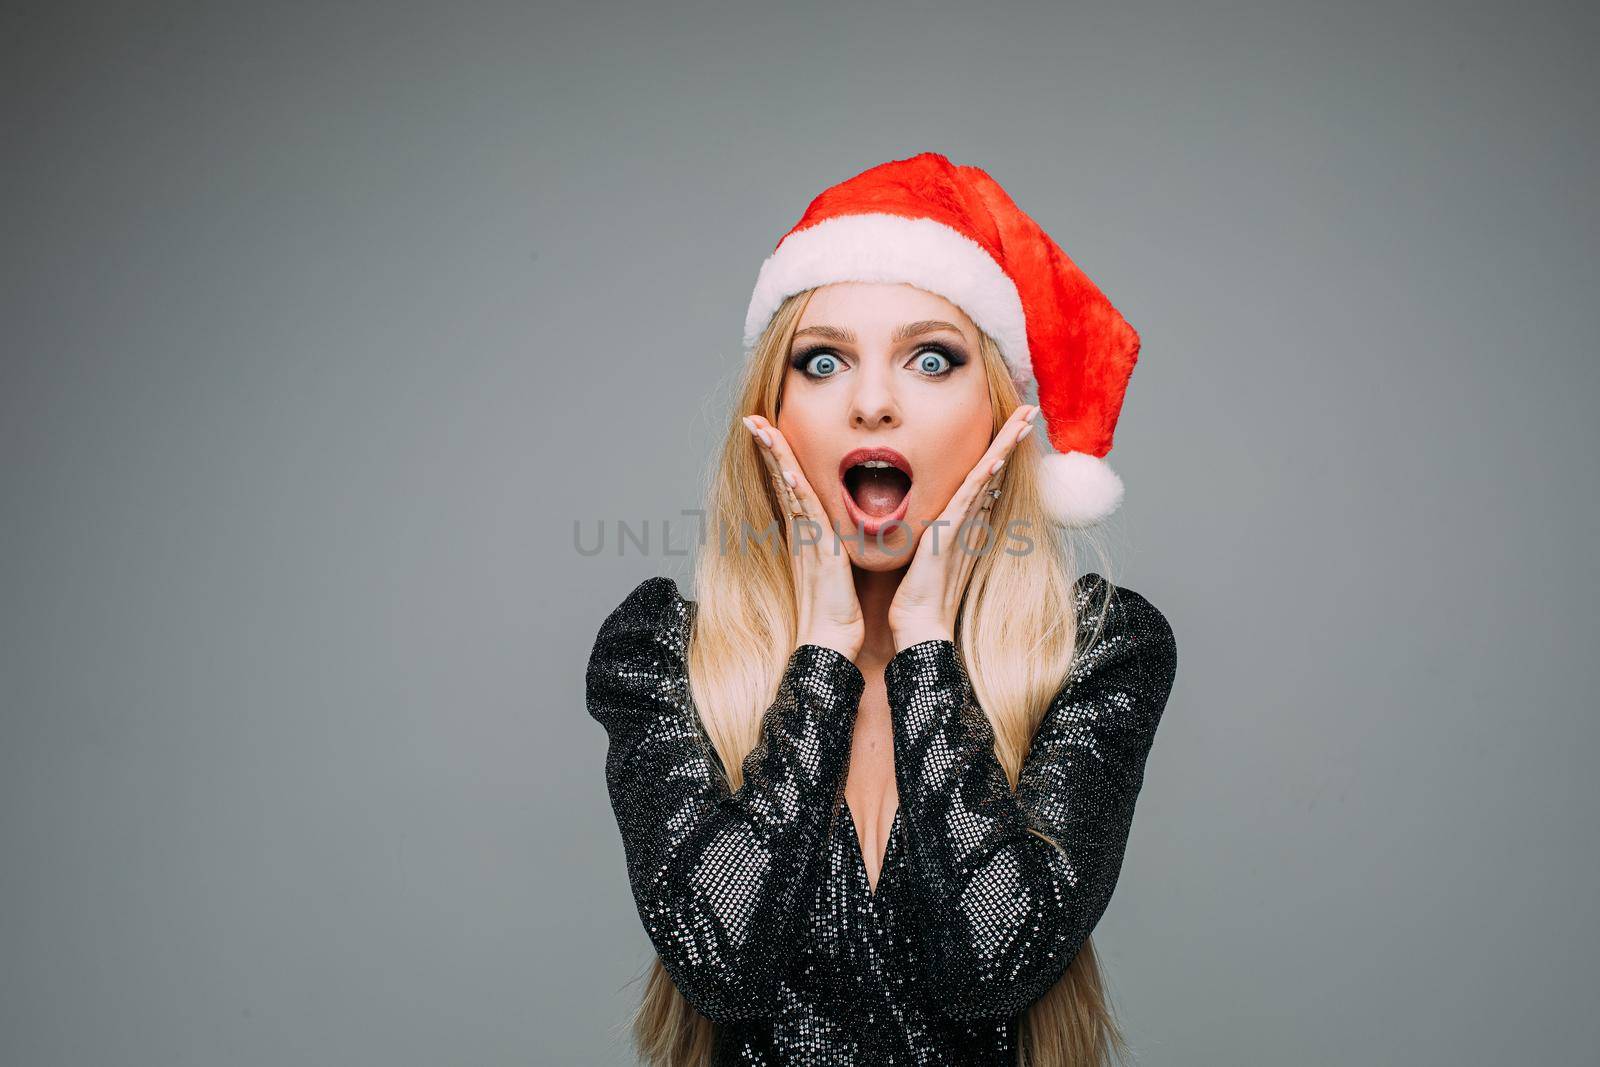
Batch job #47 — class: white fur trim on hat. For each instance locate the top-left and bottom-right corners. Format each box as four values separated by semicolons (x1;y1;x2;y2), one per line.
1038;451;1124;527
743;213;1033;383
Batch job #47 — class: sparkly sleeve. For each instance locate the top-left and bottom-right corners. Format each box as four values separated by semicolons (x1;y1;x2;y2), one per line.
885;579;1177;1020
584;577;866;1023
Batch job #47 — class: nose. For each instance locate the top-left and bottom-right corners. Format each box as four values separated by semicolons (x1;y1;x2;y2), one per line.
848;362;901;430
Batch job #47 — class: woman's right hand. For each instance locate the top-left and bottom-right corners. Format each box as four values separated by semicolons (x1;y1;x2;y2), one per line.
743;414;864;663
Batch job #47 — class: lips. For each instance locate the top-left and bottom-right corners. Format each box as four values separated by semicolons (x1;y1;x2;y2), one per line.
838;447;914;538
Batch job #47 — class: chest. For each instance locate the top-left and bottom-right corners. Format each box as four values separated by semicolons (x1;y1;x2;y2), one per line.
842;671;899;893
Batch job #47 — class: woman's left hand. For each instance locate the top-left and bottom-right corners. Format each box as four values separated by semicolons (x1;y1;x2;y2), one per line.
888;404;1039;651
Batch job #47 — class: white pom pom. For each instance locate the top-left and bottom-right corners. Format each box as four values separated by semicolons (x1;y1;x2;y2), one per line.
1037;451;1124;527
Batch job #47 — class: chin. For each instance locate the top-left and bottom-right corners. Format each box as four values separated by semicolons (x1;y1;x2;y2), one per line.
846;503;928;571
843;541;914;572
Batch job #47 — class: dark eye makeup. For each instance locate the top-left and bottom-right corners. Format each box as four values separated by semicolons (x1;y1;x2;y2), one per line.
788;342;969;381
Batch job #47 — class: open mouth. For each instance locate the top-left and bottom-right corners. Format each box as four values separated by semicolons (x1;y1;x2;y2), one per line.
838;448;914;536
844;463;912;517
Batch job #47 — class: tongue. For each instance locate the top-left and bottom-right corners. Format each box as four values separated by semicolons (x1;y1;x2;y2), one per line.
851;468;910;518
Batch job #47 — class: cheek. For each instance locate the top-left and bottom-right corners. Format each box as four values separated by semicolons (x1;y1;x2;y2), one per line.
915;407;993;510
774;407;837;498
915;459;970;517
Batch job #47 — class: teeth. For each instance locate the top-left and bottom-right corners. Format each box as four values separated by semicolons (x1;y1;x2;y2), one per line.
860;460;894;468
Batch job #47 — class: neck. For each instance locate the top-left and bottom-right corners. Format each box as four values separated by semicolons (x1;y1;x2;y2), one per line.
852;564;908;669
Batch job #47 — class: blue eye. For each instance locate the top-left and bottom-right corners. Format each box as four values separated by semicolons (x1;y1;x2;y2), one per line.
805;352;840;377
790;348;844;379
916;348;954;376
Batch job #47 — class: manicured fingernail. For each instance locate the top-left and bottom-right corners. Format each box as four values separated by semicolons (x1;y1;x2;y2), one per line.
757;429;772;447
1016;423;1034;442
990;458;1006;475
783;470;797;488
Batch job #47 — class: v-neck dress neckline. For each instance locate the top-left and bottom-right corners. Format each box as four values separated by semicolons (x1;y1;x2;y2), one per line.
841;796;901;900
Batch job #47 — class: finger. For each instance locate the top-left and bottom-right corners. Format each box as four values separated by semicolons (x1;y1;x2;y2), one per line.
746;416;829;529
939;405;1038;562
743;416;839;564
742;416;805;515
940;404;1038;524
948;413;1029;565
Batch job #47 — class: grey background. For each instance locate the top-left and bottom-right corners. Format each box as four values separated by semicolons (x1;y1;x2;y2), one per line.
4;1;1595;1064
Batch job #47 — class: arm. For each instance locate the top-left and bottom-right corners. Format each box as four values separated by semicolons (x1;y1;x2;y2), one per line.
584;577;865;1023
885;579;1178;1020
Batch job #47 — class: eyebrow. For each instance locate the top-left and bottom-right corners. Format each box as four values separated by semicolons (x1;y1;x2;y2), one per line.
791;320;966;344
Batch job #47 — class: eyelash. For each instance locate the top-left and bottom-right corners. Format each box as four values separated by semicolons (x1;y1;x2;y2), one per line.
789;343;968;380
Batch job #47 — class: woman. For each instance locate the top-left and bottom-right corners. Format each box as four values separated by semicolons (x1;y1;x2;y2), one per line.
586;153;1178;1066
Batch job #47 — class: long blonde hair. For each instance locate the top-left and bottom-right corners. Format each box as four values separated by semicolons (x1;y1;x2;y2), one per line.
628;288;1133;1067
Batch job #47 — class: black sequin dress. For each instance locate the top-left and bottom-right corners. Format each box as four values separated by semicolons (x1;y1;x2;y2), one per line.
585;574;1177;1065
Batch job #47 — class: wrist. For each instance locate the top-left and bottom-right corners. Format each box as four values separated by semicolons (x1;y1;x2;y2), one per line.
890;623;955;653
798;630;862;662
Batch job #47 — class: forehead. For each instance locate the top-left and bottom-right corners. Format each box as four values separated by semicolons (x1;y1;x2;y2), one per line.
797;282;979;339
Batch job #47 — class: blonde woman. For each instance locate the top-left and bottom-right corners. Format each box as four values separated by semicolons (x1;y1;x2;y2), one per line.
586;153;1178;1066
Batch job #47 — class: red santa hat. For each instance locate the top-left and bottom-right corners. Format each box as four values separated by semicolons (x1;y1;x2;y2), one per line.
742;151;1143;528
